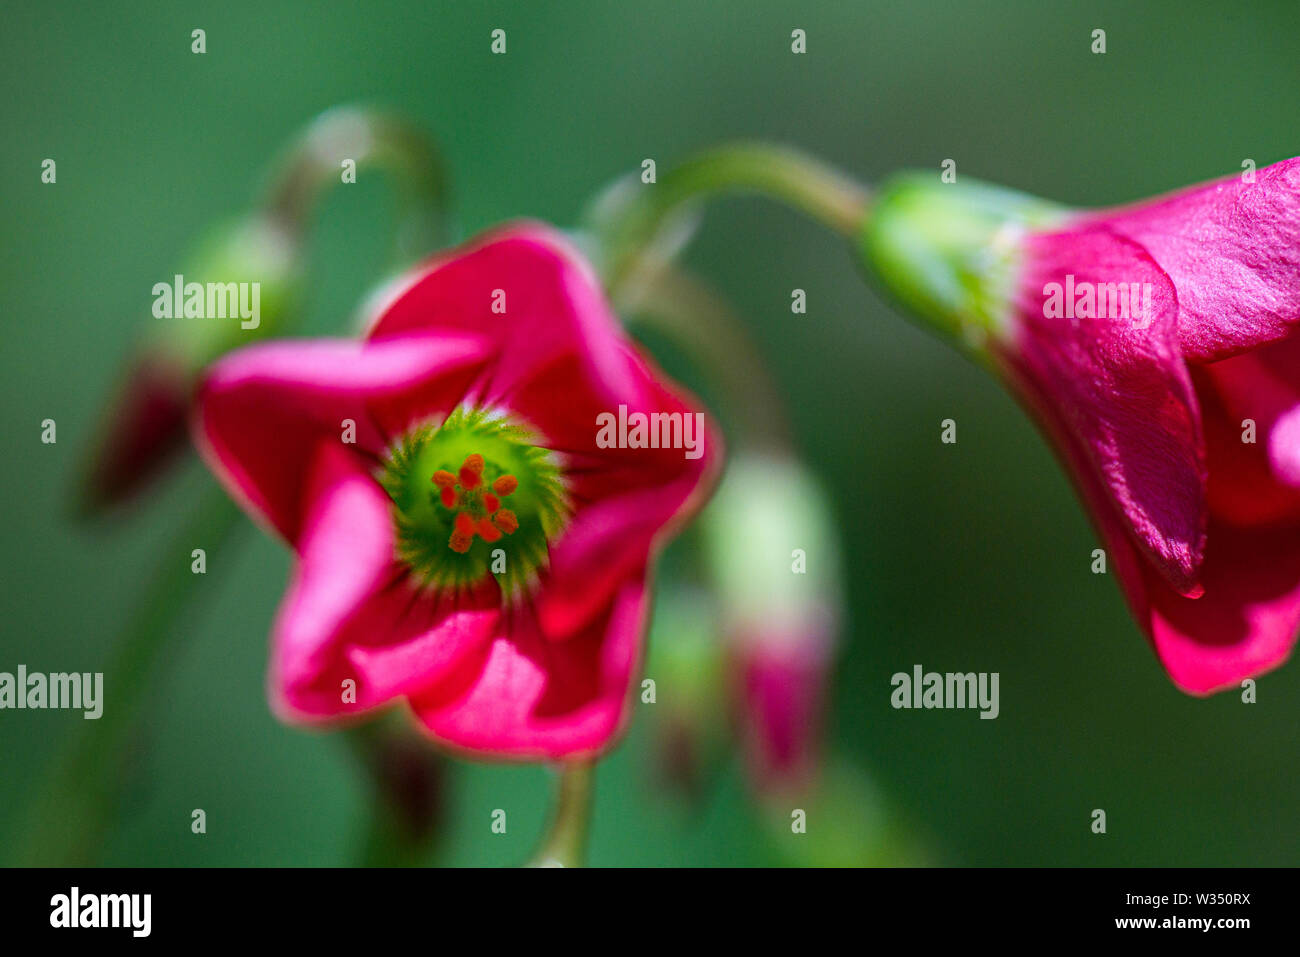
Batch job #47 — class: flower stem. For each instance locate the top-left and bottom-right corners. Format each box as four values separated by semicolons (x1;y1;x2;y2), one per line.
527;761;595;867
10;481;242;865
588;141;872;288
264;105;452;266
617;264;793;453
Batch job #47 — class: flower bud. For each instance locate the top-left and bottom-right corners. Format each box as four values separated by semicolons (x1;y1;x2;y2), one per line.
76;215;302;514
858;172;1065;354
860;159;1300;693
702;452;842;793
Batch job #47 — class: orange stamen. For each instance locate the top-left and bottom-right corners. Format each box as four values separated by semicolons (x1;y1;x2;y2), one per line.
437;455;525;552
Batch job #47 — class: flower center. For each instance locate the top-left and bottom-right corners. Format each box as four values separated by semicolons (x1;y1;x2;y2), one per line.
379;407;567;594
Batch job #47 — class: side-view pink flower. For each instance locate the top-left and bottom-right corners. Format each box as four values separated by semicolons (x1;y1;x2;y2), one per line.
865;157;1300;694
194;223;720;759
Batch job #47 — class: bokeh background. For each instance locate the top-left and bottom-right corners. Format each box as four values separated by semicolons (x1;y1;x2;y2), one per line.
4;0;1299;866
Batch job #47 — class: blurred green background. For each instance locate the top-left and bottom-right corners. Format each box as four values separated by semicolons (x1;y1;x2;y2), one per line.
4;0;1299;866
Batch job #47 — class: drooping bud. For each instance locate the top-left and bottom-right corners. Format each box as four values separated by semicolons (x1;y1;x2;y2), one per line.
75;214;302;515
155;216;301;368
75;349;190;516
701;452;843;793
858;172;1066;355
76;107;449;518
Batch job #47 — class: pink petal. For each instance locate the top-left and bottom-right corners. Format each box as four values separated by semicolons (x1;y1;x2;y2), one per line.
271;441;501;721
1194;339;1300;526
1089;156;1300;363
1015;363;1300;694
538;466;714;640
1271;405;1300;488
1010;224;1207;594
194;334;489;544
534;372;723;639
500;347;665;461
1144;521;1300;695
1250;335;1300;488
366;222;645;413
407;575;649;759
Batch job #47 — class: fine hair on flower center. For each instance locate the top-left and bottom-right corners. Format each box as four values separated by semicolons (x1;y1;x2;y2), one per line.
379;407;567;594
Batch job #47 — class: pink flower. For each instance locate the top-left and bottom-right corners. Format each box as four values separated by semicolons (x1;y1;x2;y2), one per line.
865;158;1300;694
734;625;834;793
194;223;720;758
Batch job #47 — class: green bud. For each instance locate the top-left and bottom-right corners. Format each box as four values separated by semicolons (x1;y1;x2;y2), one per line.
701;452;841;636
858;172;1066;354
154;213;303;371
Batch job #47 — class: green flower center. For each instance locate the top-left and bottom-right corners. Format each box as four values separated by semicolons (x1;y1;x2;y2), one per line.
379;407;567;594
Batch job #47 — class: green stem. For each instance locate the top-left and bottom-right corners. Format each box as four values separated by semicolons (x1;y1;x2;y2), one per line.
10;481;242;866
264;105;452;265
590;142;872;288
617;265;793;453
527;762;595;867
589;144;870;453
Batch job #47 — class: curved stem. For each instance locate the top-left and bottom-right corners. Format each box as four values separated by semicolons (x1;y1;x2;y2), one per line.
589;142;872;287
617;264;793;454
527;761;595;867
264;105;452;265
